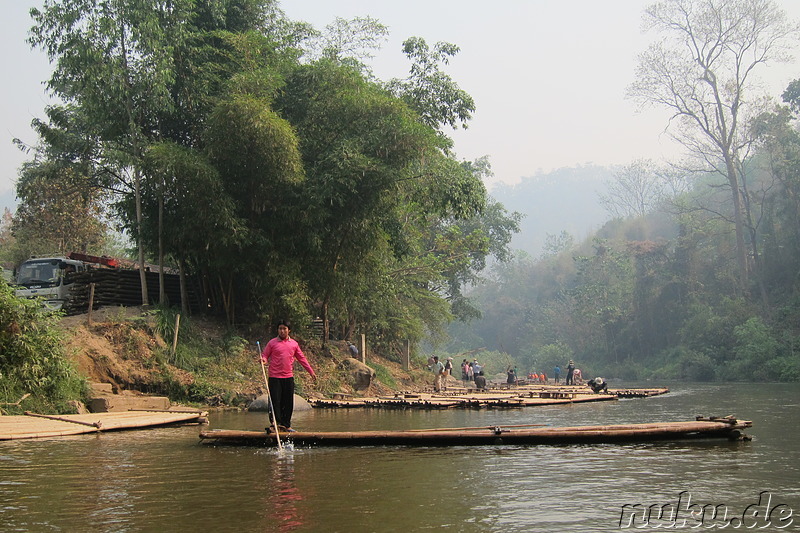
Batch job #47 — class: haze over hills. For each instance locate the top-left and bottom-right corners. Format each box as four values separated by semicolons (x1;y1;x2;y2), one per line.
488;164;614;257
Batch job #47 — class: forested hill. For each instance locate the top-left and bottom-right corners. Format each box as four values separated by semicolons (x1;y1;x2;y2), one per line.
490;165;613;257
447;149;800;383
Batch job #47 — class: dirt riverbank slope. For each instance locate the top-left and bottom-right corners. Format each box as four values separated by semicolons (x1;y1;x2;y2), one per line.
57;307;432;407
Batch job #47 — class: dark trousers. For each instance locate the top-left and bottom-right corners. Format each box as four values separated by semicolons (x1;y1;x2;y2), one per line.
268;376;295;428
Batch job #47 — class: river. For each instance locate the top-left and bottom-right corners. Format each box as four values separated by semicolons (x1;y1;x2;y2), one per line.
1;383;798;532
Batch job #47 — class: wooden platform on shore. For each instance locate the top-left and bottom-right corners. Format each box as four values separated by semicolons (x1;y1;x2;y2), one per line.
0;409;208;441
200;416;752;447
310;385;668;410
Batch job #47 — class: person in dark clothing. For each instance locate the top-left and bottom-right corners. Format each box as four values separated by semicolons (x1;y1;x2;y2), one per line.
474;371;487;390
507;367;517;385
587;377;608;394
565;360;576;385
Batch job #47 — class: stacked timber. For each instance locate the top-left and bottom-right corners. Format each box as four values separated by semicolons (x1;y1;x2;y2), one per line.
64;269;202;314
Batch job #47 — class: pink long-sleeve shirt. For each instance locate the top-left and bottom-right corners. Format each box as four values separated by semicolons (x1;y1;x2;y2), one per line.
261;336;316;379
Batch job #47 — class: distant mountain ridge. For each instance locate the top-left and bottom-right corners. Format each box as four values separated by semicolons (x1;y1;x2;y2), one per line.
489;164;614;257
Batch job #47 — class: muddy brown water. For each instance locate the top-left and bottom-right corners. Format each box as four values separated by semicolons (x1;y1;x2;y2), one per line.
1;383;798;532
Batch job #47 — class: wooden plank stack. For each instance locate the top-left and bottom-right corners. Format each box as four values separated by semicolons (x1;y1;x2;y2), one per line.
64;269;203;314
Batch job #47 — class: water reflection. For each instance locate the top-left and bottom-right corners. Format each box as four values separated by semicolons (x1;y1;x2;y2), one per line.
265;451;306;532
0;383;798;532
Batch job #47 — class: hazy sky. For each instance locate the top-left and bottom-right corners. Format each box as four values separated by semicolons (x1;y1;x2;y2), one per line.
3;0;800;210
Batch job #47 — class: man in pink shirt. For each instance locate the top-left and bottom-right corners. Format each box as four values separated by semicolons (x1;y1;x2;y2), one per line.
260;320;317;431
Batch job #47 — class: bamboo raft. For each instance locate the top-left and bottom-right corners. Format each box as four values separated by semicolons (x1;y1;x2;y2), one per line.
308;386;667;410
496;383;670;399
0;409;208;441
199;416;752;447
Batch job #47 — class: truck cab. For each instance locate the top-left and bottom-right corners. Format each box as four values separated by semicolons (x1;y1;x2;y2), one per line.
14;257;86;311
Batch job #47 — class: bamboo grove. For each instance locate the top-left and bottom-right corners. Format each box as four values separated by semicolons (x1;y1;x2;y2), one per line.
10;0;521;353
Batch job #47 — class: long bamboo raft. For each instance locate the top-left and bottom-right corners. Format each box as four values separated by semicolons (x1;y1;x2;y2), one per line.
199;416;752;447
0;409;208;441
309;386;669;410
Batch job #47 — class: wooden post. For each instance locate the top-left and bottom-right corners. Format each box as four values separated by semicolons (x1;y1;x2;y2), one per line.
171;314;181;358
403;339;410;370
87;283;96;325
360;333;366;364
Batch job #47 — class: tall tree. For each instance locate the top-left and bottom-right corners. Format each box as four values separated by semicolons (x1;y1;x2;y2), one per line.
628;0;799;294
29;0;195;305
13;160;107;259
752;88;800;295
203;94;305;324
601;159;665;219
277;60;442;341
139;141;236;314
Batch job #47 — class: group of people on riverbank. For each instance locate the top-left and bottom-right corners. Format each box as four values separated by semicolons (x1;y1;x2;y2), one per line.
428;355;455;392
526;371;548;383
426;355;603;393
523;361;582;386
563;360;583;385
456;358;486;390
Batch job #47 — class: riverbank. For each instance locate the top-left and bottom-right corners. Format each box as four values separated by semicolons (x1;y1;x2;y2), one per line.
55;306;434;411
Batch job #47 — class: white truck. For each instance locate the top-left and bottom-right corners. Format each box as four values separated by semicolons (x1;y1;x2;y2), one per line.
14;253;195;313
13;256;88;310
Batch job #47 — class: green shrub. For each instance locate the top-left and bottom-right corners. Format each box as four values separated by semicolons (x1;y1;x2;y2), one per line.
368;361;397;388
765;355;800;382
0;279;88;413
730;317;780;381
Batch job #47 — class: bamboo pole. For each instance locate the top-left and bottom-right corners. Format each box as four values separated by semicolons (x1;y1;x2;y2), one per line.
404;423;548;433
128;408;206;414
1;393;30;406
87;282;95;325
24;412;102;428
171;313;181;358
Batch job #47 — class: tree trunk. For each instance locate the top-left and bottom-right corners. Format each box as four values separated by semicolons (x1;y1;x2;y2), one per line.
219;275;234;326
344;309;356;341
178;257;189;316
321;297;330;346
158;186;165;305
134;168;149;306
120;28;149;307
724;157;750;295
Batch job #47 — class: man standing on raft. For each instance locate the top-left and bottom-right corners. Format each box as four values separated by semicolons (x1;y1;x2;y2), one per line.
261;320;317;432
